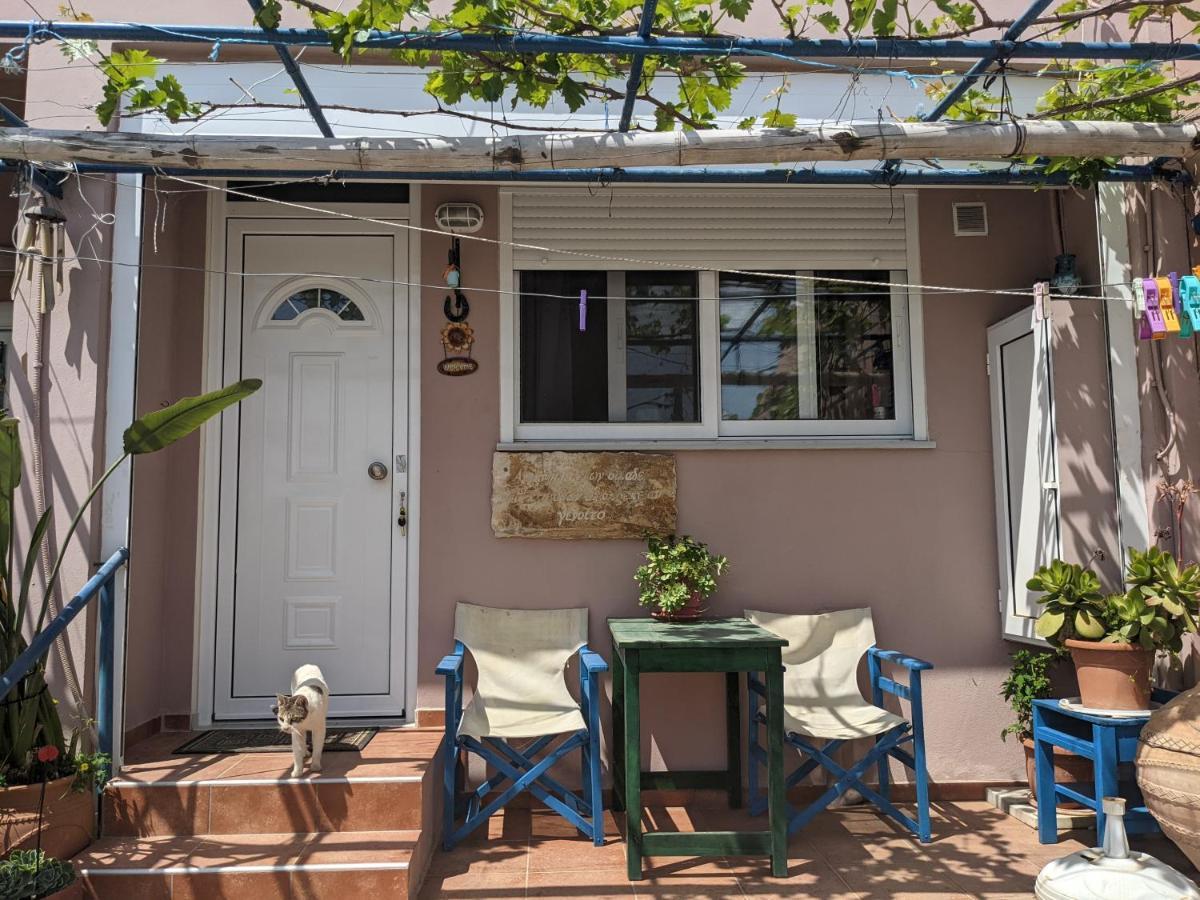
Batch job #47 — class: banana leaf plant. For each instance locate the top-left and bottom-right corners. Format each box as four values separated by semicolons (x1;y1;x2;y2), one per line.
0;379;261;783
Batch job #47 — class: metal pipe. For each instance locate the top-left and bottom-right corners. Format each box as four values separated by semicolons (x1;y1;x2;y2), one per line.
98;575;115;757
3;21;1197;61
0;161;1180;184
618;0;658;131
245;0;334;138
0;547;130;702
923;0;1055;122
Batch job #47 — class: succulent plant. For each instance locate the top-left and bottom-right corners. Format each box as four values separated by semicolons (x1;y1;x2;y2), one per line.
1028;559;1105;646
1029;548;1200;653
0;850;75;899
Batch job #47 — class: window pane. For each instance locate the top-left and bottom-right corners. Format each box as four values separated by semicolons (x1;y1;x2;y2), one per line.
719;273;800;421
625;272;699;423
719;270;896;422
519;271;609;423
814;271;894;420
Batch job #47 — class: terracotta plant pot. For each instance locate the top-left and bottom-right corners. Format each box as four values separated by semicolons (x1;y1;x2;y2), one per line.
651;591;705;622
1021;738;1093;810
0;775;94;860
1065;639;1153;711
1136;686;1200;869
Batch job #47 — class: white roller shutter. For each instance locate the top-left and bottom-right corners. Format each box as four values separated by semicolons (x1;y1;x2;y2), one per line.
509;187;912;270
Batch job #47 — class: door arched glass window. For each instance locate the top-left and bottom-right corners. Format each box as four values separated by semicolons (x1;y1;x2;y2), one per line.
271;287;365;322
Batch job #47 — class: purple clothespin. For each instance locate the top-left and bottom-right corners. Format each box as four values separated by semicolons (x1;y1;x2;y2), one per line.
1144;278;1167;339
1170;272;1181;315
579;289;587;332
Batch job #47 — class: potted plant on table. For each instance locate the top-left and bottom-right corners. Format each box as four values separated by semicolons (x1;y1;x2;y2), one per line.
1000;649;1092;805
0;380;261;858
634;534;728;621
1029;548;1200;710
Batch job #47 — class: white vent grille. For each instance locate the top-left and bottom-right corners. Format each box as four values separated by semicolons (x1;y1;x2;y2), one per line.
509;188;911;270
953;202;988;237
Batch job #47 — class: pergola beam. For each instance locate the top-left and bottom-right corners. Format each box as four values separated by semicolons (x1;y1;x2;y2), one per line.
1;122;1194;172
1;21;1196;62
0;160;1179;185
618;0;659;132
246;0;334;137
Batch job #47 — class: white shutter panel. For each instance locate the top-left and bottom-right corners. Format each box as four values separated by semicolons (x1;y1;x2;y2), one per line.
510;188;910;270
988;307;1061;644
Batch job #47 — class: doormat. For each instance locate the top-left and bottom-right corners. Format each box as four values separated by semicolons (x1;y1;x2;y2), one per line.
173;728;377;755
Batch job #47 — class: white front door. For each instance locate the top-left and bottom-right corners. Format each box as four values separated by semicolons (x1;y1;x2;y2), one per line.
215;221;409;719
988;306;1060;645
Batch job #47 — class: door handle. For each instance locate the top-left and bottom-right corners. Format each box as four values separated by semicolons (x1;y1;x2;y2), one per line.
397;491;407;535
368;461;389;481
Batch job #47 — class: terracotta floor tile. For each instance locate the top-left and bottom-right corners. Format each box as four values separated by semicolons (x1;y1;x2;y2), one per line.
81;873;172;899
418;869;528;899
296;829;419;864
103;784;209;837
631;873;746;899
528;867;637;898
171;870;292;900
292;866;411;899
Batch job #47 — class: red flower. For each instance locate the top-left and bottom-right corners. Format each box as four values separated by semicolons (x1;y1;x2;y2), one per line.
36;745;59;764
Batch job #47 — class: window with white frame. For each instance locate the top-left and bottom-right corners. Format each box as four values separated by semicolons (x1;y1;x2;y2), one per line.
510;268;918;442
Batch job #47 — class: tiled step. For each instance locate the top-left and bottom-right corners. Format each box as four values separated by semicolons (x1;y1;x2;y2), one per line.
103;729;441;838
77;830;425;899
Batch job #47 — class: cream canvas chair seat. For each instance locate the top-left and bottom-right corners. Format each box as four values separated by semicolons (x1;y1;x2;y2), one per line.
437;603;607;850
745;607;933;843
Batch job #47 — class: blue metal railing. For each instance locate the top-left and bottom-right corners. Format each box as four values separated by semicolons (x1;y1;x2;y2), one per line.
0;547;130;757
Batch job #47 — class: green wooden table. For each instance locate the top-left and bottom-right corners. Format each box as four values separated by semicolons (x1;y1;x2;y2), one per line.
608;617;788;880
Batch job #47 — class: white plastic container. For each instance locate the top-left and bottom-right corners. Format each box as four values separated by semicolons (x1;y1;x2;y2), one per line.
1036;797;1200;900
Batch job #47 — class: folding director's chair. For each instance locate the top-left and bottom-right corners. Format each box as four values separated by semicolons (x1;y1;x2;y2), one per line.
436;602;608;850
745;607;933;843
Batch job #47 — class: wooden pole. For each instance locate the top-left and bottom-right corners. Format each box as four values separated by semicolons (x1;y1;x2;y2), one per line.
0;122;1195;173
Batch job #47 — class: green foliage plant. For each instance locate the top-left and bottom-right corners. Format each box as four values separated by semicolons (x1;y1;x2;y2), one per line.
0;850;75;900
634;534;727;615
1029;547;1200;653
1000;649;1061;742
0;380;262;785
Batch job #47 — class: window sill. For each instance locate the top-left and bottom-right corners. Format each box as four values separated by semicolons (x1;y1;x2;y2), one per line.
496;438;936;452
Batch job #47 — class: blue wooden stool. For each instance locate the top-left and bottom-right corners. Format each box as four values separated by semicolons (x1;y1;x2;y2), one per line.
1032;695;1172;844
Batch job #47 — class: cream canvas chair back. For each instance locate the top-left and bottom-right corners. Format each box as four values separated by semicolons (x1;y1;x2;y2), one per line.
454;602;588;738
745;608;876;706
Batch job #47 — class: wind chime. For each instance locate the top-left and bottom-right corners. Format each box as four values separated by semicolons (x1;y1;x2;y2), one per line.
438;236;479;376
1136;267;1200;341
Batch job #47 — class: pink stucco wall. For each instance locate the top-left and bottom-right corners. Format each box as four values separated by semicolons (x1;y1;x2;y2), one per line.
123;181;1128;785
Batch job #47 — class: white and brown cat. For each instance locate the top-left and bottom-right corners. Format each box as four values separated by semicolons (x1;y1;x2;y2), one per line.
273;664;329;777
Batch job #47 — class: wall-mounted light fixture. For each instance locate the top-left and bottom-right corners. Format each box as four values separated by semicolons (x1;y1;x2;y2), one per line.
434;202;485;234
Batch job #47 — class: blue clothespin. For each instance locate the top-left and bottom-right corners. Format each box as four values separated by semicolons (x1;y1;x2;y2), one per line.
579;289;587;332
1180;274;1200;336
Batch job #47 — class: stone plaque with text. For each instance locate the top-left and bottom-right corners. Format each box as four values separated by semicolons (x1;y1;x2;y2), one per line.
491;451;676;539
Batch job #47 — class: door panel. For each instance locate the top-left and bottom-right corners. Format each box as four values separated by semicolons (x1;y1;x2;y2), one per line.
988;307;1060;645
215;227;407;719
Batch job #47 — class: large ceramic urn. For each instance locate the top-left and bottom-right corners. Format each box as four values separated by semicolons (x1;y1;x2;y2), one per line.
1136;685;1200;868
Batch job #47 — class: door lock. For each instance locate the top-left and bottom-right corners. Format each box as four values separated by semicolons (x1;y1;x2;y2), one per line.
397;491;407;535
368;461;389;481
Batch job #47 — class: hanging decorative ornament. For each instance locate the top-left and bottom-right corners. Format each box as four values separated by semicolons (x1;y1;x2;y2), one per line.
437;233;478;375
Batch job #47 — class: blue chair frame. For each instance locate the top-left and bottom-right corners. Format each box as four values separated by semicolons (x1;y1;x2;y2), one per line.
437;641;609;850
747;646;934;843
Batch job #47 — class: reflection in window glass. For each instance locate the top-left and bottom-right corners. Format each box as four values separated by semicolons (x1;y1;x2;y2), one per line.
625;272;699;423
719;271;895;421
814;271;894;421
272;288;365;322
719;273;799;421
